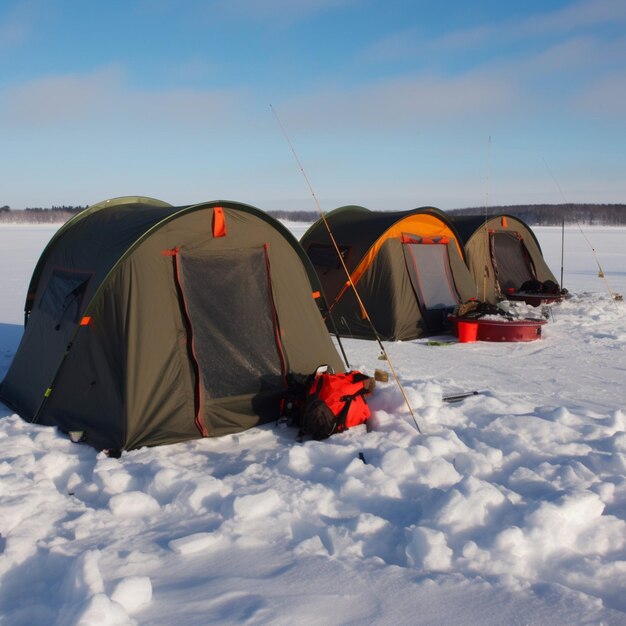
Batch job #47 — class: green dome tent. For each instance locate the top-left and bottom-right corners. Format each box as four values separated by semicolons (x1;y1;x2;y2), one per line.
1;197;343;452
451;214;559;303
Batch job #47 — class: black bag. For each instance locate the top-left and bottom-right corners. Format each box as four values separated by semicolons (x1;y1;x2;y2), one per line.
542;280;559;294
520;279;542;293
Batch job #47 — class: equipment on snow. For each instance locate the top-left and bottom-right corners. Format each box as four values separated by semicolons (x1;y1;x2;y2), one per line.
281;366;375;440
442;391;479;403
374;369;389;383
298;370;374;440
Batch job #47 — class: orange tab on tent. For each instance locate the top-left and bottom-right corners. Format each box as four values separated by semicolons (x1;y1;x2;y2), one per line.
312;291;321;299
80;316;92;326
402;235;450;245
422;236;450;245
401;234;420;244
501;216;508;228
161;247;179;257
213;207;226;238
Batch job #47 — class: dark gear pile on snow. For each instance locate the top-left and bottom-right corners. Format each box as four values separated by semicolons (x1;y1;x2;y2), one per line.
281;367;375;440
454;300;480;318
520;279;565;295
454;301;512;320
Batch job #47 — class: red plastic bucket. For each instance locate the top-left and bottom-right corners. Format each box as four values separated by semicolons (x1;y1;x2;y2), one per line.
457;320;478;343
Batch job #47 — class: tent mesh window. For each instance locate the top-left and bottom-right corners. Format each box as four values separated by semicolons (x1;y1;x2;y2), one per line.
306;243;351;272
176;247;285;399
403;242;459;331
490;232;536;292
38;268;92;327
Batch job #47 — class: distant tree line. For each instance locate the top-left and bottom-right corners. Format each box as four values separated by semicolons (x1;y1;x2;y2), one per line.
0;206;87;224
272;204;626;225
25;205;86;213
0;203;624;225
446;204;626;226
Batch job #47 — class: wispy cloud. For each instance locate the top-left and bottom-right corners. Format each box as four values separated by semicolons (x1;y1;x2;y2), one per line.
574;71;626;116
363;0;626;62
2;67;124;125
511;0;626;37
281;70;521;132
212;0;356;24
0;66;244;129
358;27;424;63
355;1;626;124
173;57;219;82
503;33;626;88
0;0;47;48
437;0;626;51
480;33;626;119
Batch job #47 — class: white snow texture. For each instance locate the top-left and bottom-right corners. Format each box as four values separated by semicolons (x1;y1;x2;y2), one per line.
0;224;625;625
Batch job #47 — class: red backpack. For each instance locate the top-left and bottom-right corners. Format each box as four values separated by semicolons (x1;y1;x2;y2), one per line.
296;370;374;440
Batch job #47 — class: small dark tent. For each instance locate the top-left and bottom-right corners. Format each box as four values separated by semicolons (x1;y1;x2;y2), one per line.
300;206;477;341
0;197;343;451
451;214;559;303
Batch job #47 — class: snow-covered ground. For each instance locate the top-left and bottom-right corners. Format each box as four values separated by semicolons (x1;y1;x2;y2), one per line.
1;223;625;626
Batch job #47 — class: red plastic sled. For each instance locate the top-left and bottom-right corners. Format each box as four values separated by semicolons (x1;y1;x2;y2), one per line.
449;316;547;342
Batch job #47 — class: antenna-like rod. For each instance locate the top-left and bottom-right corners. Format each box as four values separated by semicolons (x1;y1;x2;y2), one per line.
543;158;619;305
482;135;492;302
271;104;422;433
485;135;492;216
560;216;565;292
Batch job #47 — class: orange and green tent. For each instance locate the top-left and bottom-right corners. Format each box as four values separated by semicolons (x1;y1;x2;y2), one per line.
301;206;477;341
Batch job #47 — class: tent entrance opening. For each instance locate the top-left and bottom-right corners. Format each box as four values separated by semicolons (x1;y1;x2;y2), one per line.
402;240;459;333
490;232;536;293
175;247;285;399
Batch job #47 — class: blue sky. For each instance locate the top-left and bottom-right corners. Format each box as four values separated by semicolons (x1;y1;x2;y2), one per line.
1;0;625;211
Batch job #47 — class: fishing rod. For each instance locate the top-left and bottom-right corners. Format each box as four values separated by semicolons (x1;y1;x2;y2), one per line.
542;158;621;306
271;104;422;434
